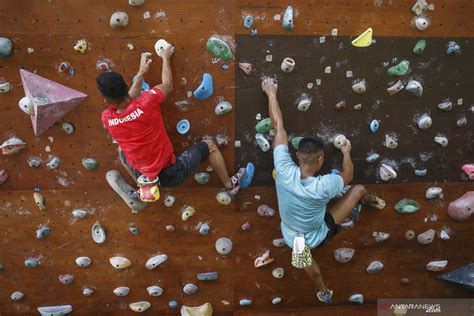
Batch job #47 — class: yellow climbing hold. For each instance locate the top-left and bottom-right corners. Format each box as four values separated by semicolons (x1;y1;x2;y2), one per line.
351;28;373;47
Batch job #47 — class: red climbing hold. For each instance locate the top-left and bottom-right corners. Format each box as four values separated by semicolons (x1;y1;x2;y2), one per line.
447;191;473;222
461;164;474;180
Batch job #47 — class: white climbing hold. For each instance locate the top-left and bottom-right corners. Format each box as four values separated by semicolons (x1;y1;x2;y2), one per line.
181;205;195;221
434;135;448;148
183;283;198;295
129;0;145;6
18;96;34;115
109;256;132;269
215;101;233;115
272;238;285;247
216;191;232;205
349;294;364;304
110;11;129;29
373;231;390;242
181;303;213;316
154;39;172;57
417;229;435;245
333;134;347;150
82;287;94;297
255;133;271;152
379;164;397;181
113;286;130;296
75;256;91;268
406;80;423;96
386;80;405;95
333;248;355;263
383;134;398;149
147;285;164;296
254;250;274;268
272;267;284;278
366;261;384;274
426;260;448;271
366;153;380;163
91;221;106;244
37;305;73;315
352;80;367;94
72;209;87;218
280;57;295;73
417;114;432;129
440;229;450;240
297;98;312;112
215;237;232;255
10;291;24;301
425;187;443;199
414;16;430;31
129;301;151;313
272;297;282;304
437;100;452;111
145;254;168;270
163;194;176;207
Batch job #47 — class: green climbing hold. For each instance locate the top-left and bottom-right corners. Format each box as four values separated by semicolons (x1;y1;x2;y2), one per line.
394;199;420;214
255;118;273;133
291;137;303;150
387;60;410;76
206;37;233;61
82;158;98;170
413;40;426;55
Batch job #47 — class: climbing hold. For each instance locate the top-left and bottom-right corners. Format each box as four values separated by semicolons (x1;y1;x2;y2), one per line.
62;122;75;134
241;222;252;231
18;96;34;115
273;238;285;247
0;37;13;58
272;297;282;305
58;274;75;284
215;101;232;116
386;80;404;95
334;100;346;110
257;204;275;217
183;283;198;295
238;62;253;76
437;100;452;111
280;57;296;73
297;98;312;112
447;191;473;222
254;250;274;268
81;287;93;297
129;226;140;235
387;60;410;76
46;156;61;169
333;248;355;263
176;119;190;135
206;37;233;61
168;301;178;309
10;291;24;301
165;225;175;232
413;39;426;55
415;169;427;177
0;80;11;93
37;305;73;315
434;135;448;148
255;133;271;152
373;231;390;242
147;285;164;296
181;205;196;221
82;158;98;170
272;267;285;278
353;103;362;111
73;39;87;54
154;39;172;57
369;120;379;133
438;263;474;291
425;187;443;199
0;169;8;185
417;114;432;130
405;230;416;241
107;170;147;213
193;73;213;100
383;134;398;149
240;162;255;188
75;257;91;268
1;137;26;156
333;134;348;150
129;301;151;313
216;191;232;205
27;156;41;168
351;27;373;47
456;115;467;127
461;164;474;180
145;254;168;270
110;11;129;28
33;189;46;210
58;61;75;76
394;199;420;213
243;15;253;28
400;277;410;284
36;226;51;239
240;299;253;306
129;0;145;6
366;153;380;163
215;237;232;255
352;80;367;94
181;303;213;316
91;221;106;244
366;261;384;274
291;136;303;150
405;80;423;96
198;222;210;235
163;194;176;207
109;256;132;269
446;41;461;55
282;5;294;31
426;260;448;272
256;118;273;133
379;164;397;182
194;172;210;184
349;294;364;304
414;16;429;30
72;209;87;218
25;258;39;268
197;272;218;281
417;229;435;245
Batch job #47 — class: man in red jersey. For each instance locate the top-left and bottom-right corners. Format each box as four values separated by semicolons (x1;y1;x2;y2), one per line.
98;44;247;202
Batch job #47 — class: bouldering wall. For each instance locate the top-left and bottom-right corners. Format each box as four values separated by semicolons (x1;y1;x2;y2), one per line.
0;0;473;315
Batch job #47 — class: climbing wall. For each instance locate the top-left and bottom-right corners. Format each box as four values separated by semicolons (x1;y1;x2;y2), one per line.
1;0;473;315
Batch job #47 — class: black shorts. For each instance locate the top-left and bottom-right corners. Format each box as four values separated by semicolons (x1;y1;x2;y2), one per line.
315;212;342;248
119;141;209;187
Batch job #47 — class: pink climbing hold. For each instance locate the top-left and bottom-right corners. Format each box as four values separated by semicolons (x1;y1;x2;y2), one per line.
58;274;75;284
241;222;252;231
447;191;473;222
257;204;275;217
238;62;253;76
0;169;8;185
254;250;274;268
461;164;474;180
19;69;88;136
165;225;175;232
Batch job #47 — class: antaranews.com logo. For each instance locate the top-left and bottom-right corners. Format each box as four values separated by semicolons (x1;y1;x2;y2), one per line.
377;299;473;315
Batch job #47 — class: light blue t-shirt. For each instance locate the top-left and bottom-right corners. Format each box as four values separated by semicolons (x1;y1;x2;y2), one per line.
273;144;344;249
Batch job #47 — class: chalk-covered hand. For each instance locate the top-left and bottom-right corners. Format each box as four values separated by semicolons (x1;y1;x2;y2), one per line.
261;77;278;97
160;45;175;60
138;52;152;76
341;139;352;154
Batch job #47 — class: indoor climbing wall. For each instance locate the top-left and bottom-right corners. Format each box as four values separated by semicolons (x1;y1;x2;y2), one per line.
0;0;473;315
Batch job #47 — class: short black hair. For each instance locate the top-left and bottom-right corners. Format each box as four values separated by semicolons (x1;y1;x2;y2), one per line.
298;136;325;164
96;72;128;101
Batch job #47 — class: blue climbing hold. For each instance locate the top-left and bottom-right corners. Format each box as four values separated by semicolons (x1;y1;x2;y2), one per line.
176;119;190;135
239;299;253;306
25;258;39;268
370;120;379;133
240;162;255;188
168;300;178;309
141;80;150;92
197;271;219;281
198;223;210;236
282;5;294;31
243;15;254;28
193;73;213;100
446;41;461;55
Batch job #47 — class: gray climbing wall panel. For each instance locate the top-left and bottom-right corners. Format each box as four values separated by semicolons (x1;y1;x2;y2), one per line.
235;35;473;186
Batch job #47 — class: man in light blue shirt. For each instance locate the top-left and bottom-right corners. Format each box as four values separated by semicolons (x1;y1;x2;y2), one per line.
261;77;385;303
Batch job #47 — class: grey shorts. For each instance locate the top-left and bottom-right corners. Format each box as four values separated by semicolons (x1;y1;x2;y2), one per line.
120;141;209;187
315;212;341;248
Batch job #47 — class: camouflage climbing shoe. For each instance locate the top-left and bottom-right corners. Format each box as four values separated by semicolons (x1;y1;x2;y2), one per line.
317;289;334;304
226;168;246;196
137;175;160;202
350;204;362;223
